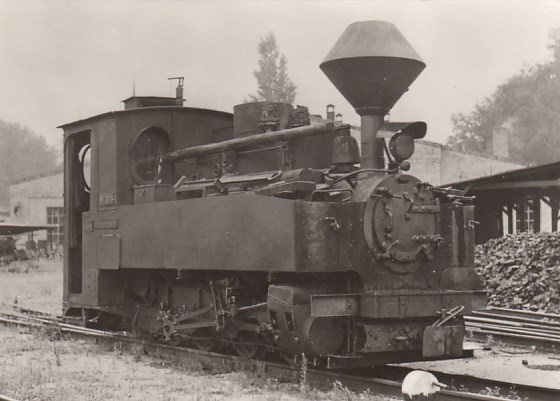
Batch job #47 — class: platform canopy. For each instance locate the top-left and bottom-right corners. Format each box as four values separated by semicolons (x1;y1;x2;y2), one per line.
0;223;54;236
443;161;560;243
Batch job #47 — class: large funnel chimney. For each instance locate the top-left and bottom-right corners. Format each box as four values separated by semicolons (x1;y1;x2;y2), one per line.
320;21;425;169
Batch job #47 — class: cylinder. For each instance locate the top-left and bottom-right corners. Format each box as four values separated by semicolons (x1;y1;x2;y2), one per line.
360;114;385;169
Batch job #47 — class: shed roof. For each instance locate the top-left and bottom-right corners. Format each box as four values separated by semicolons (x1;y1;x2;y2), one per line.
0;223;55;236
443;160;560;193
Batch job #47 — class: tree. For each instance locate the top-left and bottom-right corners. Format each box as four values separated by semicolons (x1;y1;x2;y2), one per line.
446;29;560;164
247;33;297;104
0;120;60;205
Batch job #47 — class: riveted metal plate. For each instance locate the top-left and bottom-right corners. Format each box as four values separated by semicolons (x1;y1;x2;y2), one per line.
423;325;465;357
97;234;120;270
311;294;360;317
361;322;423;353
94;219;119;230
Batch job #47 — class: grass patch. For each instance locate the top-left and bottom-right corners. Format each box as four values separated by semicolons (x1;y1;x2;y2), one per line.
0;325;395;401
0;260;394;400
0;260;62;315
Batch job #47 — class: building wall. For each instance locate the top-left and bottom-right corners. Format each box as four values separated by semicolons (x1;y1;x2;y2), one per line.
0;206;9;222
408;140;523;186
349;127;524;186
439;147;522;185
407;141;442;185
9;172;63;248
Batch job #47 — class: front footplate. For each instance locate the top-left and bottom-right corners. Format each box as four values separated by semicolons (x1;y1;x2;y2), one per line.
325;322;470;369
311;289;487;319
310;289;483;365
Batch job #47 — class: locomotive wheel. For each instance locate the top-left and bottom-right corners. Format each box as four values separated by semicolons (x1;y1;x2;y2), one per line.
281;352;302;366
234;343;265;359
233;333;266;359
167;336;185;347
192;329;220;352
194;338;217;352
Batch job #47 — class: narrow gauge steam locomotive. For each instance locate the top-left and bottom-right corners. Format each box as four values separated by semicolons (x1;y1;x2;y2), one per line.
61;21;486;368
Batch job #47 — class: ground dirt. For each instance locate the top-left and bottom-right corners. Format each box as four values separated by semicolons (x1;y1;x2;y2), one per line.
0;260;392;401
401;345;560;390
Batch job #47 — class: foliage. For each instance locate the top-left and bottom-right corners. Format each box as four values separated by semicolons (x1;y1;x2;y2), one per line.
0;120;60;205
247;33;297;104
447;29;560;164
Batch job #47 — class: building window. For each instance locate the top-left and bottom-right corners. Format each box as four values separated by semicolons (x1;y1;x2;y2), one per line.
525;203;535;233
47;207;64;244
515;201;534;233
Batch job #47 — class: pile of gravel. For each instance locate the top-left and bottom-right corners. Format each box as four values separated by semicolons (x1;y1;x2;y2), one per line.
475;232;560;313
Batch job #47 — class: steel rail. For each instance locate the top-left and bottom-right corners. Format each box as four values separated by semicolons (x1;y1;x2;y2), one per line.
487;307;560;322
467;327;560;351
1;309;558;401
0;395;20;401
0;303;59;318
467;315;560;332
466;321;560;339
472;311;560;328
464;307;560;351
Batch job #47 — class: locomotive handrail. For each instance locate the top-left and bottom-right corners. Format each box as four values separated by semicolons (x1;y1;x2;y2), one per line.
161;122;350;163
310;187;354;201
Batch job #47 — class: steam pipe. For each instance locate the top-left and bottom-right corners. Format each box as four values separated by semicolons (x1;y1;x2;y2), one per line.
360;113;385;169
162;122;348;163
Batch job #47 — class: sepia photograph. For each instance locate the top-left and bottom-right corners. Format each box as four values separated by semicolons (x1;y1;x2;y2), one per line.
1;1;560;400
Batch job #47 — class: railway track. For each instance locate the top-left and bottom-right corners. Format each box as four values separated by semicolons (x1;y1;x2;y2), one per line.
1;305;559;401
465;306;560;351
0;394;20;401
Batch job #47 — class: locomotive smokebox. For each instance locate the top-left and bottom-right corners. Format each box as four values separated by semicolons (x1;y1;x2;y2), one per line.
320;21;425;169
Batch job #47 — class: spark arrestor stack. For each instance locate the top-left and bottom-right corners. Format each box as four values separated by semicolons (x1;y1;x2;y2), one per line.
320;21;425;169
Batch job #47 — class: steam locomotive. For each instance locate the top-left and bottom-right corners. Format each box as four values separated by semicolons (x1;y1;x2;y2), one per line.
61;21;486;368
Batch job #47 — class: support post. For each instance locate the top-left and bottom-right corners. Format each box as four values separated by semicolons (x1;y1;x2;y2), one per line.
533;197;541;233
517;201;526;232
552;196;559;232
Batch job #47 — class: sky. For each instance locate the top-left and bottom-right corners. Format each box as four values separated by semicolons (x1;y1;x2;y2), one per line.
1;0;559;152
